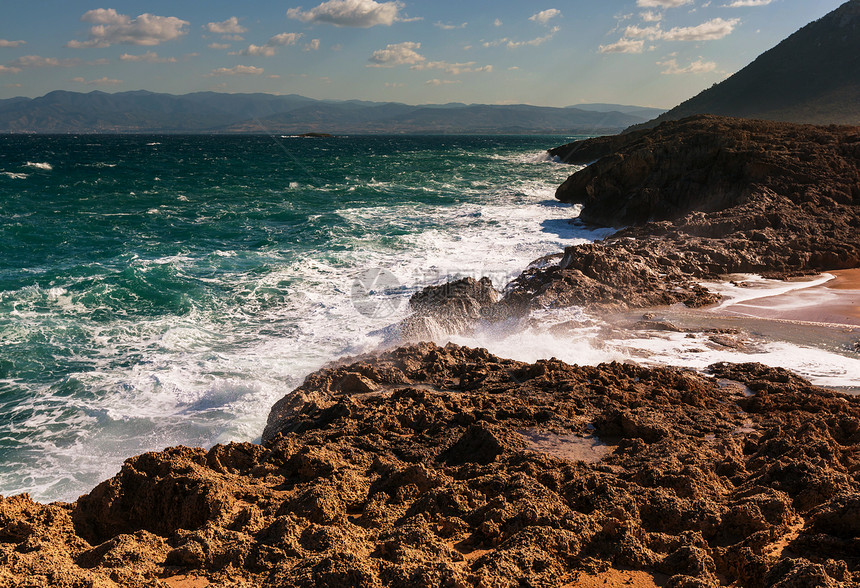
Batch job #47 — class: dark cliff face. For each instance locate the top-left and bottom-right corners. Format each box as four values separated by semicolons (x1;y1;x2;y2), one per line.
634;0;860;127
555;115;860;227
482;115;860;315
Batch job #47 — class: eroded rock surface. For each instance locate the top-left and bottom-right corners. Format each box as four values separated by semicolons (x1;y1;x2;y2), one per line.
399;116;860;329
2;343;858;587
495;116;860;314
399;276;500;341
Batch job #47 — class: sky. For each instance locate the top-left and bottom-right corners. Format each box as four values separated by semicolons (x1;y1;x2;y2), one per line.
0;0;847;108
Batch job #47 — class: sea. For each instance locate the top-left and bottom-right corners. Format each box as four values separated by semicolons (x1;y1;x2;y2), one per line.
2;134;859;504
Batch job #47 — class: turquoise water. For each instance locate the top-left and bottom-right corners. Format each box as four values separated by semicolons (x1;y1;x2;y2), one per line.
0;134;599;502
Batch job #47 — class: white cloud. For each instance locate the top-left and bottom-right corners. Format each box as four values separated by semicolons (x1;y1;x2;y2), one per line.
235;44;277;57
208;42;230;50
636;0;692;7
207;65;265;76
598;38;645;53
493;19;503;27
413;61;492;74
662;17;739;40
67;9;189;48
71;76;122;86
204;17;247;35
609;15;740;53
368;41;425;66
9;55;81;68
529;9;562;25
484;26;560;49
0;40;26;48
0;65;22;74
625;24;663;39
287;0;411;28
435;22;467;30
268;33;304;46
724;0;772;5
640;11;663;22
304;39;321;51
658;57;717;74
368;42;491;74
425;79;460;86
119;51;177;63
232;33;303;57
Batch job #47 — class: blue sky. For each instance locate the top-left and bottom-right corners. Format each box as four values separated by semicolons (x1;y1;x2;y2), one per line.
0;0;846;107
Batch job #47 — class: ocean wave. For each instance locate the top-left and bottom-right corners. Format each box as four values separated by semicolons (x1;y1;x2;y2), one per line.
7;134;786;504
2;171;28;179
25;161;53;171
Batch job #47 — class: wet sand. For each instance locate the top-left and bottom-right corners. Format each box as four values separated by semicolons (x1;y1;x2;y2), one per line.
713;269;860;326
608;270;860;394
825;268;860;290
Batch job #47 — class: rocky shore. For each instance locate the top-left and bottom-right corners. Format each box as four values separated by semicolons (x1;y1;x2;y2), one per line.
2;115;860;587
2;344;859;586
404;115;860;332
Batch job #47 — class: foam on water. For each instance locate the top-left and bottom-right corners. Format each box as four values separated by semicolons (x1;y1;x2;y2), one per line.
1;137;601;502
704;273;836;310
3;135;858;504
600;330;860;389
24;161;52;171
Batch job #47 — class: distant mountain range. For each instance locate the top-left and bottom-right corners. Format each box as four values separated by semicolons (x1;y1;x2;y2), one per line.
0;91;665;135
637;0;860;129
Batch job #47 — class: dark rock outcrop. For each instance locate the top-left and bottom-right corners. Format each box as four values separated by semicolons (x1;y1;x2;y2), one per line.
2;343;859;586
555;115;860;227
547;130;649;166
398;276;500;340
496;115;860;314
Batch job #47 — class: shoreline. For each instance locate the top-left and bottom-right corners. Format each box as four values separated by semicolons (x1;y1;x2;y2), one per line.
709;269;860;327
600;271;860;394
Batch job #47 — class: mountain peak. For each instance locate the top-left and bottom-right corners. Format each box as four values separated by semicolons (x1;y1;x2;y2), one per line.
635;0;860;129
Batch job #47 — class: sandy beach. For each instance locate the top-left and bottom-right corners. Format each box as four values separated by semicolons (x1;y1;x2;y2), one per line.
712;269;860;326
604;270;860;395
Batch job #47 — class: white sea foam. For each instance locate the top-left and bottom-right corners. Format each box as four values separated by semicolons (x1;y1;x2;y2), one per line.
601;330;860;389
7;139;857;505
2;171;28;179
25;161;52;170
703;273;836;311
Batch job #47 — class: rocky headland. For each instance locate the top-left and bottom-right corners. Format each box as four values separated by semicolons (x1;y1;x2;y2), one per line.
2;115;860;587
408;115;860;326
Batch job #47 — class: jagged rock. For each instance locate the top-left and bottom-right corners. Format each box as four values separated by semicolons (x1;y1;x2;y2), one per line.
2;343;858;586
399;276;500;340
556;116;860;227
500;116;860;314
